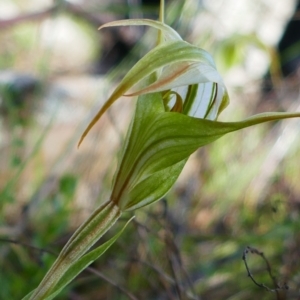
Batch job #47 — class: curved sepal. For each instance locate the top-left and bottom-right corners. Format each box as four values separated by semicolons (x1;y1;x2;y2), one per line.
99;19;182;41
78;41;224;146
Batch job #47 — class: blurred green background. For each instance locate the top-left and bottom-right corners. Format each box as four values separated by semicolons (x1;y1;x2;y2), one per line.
1;0;300;299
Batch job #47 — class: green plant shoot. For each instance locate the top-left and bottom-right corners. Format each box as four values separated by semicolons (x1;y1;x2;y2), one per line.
24;15;300;300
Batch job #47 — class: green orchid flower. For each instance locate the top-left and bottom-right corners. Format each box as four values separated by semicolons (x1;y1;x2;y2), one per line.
78;19;229;146
24;19;300;300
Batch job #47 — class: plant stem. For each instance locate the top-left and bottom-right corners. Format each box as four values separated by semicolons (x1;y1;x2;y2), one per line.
157;0;165;45
29;201;121;300
159;0;165;23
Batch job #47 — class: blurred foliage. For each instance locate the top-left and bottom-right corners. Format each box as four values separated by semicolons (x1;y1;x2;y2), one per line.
0;0;300;299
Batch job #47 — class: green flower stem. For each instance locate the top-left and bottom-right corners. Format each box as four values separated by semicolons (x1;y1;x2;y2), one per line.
30;201;121;300
157;0;165;45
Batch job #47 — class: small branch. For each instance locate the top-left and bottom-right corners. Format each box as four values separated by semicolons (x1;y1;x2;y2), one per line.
165;234;200;300
87;267;139;300
0;7;57;28
0;1;105;29
166;245;184;300
242;246;289;293
0;237;57;256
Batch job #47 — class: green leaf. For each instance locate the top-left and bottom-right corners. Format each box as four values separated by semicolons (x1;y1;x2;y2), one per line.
26;201;121;300
110;92;166;207
132;110;300;179
111;93;300;210
22;292;33;300
125;159;186;210
23;217;133;300
47;217;134;300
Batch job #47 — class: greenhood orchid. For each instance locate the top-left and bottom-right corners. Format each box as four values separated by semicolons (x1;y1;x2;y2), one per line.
24;19;300;300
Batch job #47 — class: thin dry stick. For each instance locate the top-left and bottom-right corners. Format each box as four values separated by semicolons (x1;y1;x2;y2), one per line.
166;239;184;300
88;268;138;300
165;233;200;300
130;256;175;284
0;1;105;29
0;7;57;28
137;204;200;300
0;238;56;256
242;246;289;293
133;217;178;299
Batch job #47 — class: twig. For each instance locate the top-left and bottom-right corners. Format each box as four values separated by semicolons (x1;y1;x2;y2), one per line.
165;233;200;300
0;237;57;256
165;235;184;300
242;246;289;293
134;206;199;299
164;221;200;300
133;216;178;299
0;1;105;29
130;256;175;284
87;267;138;300
0;7;57;28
